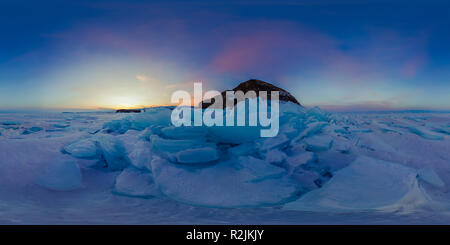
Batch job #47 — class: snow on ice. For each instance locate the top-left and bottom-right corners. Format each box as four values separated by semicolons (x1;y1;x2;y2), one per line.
0;105;449;223
113;167;159;198
283;156;430;212
34;160;82;191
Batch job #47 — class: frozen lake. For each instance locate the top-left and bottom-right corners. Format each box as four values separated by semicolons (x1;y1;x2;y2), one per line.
0;105;449;224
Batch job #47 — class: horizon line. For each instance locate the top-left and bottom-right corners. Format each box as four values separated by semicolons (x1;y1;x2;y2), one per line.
0;104;449;113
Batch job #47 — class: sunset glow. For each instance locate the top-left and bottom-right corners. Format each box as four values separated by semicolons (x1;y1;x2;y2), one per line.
0;1;449;111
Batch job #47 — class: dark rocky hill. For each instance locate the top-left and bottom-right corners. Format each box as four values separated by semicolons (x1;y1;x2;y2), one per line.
201;79;301;109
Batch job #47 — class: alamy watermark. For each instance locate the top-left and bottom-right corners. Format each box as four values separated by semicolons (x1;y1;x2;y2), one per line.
170;83;279;137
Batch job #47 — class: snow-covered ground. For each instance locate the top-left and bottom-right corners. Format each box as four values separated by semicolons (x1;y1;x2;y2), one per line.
0;104;449;224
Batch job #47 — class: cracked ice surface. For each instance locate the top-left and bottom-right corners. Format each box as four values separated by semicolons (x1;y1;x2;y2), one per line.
0;106;450;224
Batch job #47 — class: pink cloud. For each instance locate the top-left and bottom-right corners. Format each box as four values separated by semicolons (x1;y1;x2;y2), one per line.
400;56;427;79
208;23;429;83
42;15;429;88
210;31;289;73
207;22;365;81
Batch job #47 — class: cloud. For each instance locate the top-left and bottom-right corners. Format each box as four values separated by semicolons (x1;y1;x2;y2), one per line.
136;74;148;82
208;22;345;76
165;84;176;89
400;56;427;79
39;6;431;108
44;7;429;84
208;23;429;84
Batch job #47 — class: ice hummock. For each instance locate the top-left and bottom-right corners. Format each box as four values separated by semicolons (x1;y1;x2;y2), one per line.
128;140;154;169
418;167;445;188
63;138;99;159
150;157;298;207
174;147;219;164
161;126;208;139
95;134;130;171
286;152;316;171
113;167;159;198
150;134;213;153
103;108;172;134
0;104;449;224
207;125;261;144
303;135;334;152
283;156;431;212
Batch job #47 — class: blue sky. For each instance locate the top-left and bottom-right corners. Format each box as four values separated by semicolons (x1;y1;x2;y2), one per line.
0;0;449;110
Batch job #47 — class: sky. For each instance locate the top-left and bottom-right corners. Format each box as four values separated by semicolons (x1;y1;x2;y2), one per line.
0;0;449;111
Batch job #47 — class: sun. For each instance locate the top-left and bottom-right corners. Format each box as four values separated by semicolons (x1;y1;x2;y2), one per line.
112;96;142;109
